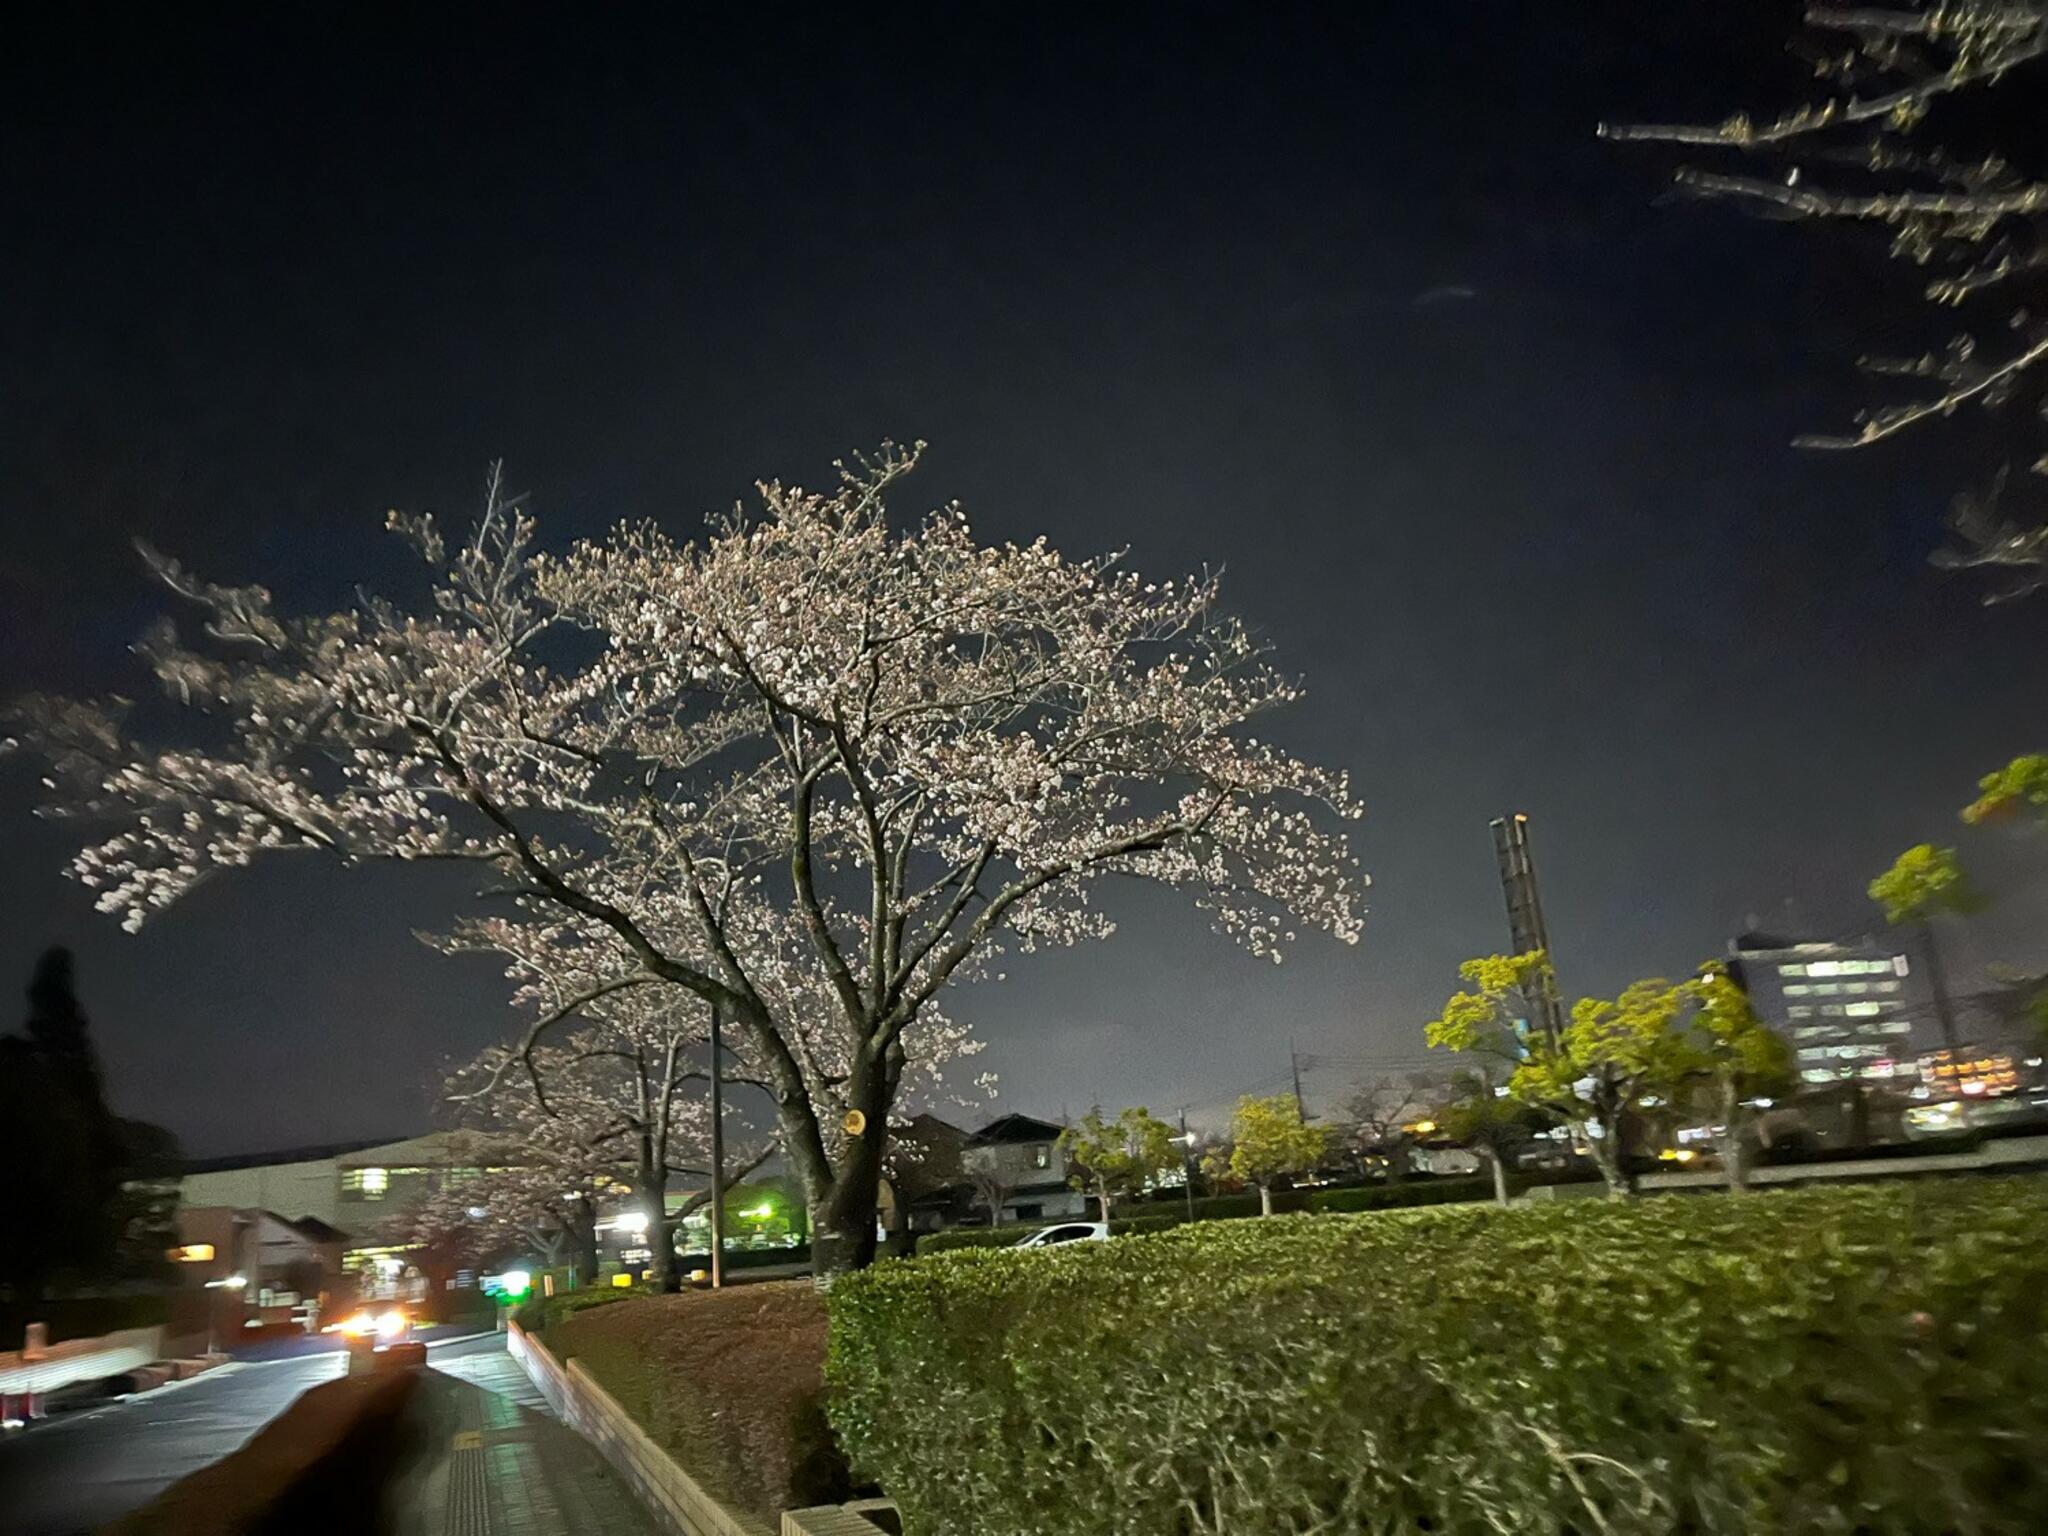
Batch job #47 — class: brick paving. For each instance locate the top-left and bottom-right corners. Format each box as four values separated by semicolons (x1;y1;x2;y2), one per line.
391;1339;659;1536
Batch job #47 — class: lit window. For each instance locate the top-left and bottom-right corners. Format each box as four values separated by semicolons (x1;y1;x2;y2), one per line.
1033;1146;1051;1170
1843;1002;1883;1018
1788;1005;1813;1018
1778;964;1807;978
167;1243;215;1263
1783;984;1812;996
344;1167;390;1199
1807;961;1844;978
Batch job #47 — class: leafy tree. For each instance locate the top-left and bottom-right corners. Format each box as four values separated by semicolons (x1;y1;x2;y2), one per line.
1870;842;1981;1054
1963;752;2048;824
7;448;1365;1272
1514;980;1696;1199
1869;842;1984;923
1609;5;2048;599
1430;1069;1534;1207
1684;965;1794;1193
1218;1094;1328;1216
1058;1106;1180;1223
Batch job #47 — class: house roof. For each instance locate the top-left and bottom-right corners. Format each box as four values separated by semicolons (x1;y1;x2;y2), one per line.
967;1113;1065;1147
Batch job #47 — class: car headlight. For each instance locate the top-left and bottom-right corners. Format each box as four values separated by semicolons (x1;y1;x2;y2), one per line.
375;1310;407;1340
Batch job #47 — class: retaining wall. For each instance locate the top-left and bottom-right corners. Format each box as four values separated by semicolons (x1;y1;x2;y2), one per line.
507;1318;773;1536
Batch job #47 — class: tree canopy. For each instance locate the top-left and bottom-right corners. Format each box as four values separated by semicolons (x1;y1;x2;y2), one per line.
9;447;1365;1268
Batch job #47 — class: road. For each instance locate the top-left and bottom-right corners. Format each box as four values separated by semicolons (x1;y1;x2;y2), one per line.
0;1332;503;1535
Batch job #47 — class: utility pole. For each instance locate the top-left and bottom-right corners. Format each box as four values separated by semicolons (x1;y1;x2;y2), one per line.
708;1007;726;1290
1289;1041;1308;1120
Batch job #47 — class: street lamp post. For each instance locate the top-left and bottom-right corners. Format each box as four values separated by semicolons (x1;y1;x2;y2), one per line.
1173;1117;1198;1222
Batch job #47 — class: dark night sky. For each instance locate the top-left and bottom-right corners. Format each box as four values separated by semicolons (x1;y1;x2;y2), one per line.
6;3;2048;1156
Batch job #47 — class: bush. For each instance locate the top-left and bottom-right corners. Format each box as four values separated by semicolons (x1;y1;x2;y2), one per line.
829;1178;2048;1535
512;1284;636;1334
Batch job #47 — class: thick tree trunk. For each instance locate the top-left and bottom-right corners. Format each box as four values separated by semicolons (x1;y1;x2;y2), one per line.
636;1146;679;1294
570;1200;601;1287
1258;1183;1274;1217
812;1127;886;1277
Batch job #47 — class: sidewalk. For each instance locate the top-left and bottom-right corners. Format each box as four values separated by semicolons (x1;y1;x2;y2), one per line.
391;1345;659;1536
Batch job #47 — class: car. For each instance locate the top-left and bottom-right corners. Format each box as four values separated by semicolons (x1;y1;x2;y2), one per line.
1012;1221;1109;1248
328;1306;425;1373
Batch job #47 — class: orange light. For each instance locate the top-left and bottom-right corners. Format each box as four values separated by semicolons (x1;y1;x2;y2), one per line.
167;1243;216;1263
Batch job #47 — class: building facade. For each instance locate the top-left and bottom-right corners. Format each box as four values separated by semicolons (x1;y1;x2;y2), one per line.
961;1113;1088;1223
1727;933;1933;1089
178;1132;482;1305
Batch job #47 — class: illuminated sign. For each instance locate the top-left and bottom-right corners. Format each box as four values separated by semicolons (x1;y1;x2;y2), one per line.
167;1243;216;1263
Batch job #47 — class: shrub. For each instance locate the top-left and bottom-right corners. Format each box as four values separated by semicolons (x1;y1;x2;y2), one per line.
512;1283;635;1334
829;1177;2048;1535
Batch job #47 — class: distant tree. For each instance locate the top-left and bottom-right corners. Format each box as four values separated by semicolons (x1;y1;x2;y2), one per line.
1341;1074;1439;1180
447;988;774;1293
966;1163;1014;1226
403;1137;614;1286
1871;842;1983;1054
1870;843;1984;923
1430;1069;1535;1207
1964;752;2048;824
8;447;1365;1272
1609;5;2048;599
1216;1094;1328;1216
0;949;148;1302
1058;1106;1180;1223
1684;965;1795;1193
1514;980;1697;1199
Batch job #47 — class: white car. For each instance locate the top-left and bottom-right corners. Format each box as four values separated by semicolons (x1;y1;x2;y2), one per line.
1012;1221;1109;1248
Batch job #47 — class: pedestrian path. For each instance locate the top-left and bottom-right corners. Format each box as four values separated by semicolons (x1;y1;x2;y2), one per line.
391;1343;658;1536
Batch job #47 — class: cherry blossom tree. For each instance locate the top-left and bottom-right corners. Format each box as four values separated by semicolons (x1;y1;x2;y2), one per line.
6;445;1366;1270
1607;5;2048;598
399;1135;614;1286
444;998;776;1293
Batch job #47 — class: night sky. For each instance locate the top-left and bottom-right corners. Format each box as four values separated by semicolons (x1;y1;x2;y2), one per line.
7;3;2048;1157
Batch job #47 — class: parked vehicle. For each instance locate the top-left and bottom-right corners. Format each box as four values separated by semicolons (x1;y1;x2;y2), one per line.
1013;1222;1108;1248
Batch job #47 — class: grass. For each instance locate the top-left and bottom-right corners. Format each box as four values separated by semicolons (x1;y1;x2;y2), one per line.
540;1281;848;1523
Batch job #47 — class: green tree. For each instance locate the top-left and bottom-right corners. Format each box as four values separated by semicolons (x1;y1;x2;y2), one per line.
1431;1069;1538;1207
1869;843;1983;924
1219;1094;1328;1216
1515;980;1695;1199
1870;843;1981;1056
1058;1106;1181;1224
1684;965;1793;1193
1423;950;1558;1061
1963;753;2048;826
1423;951;1560;1198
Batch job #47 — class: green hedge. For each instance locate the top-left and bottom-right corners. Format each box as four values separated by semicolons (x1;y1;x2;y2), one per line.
912;1176;1544;1255
832;1178;2048;1535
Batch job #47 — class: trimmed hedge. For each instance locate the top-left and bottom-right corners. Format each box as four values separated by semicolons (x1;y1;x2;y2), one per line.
831;1178;2048;1535
911;1175;1553;1255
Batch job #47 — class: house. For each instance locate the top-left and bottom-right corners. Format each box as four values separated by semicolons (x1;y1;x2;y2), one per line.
878;1113;976;1235
961;1113;1086;1224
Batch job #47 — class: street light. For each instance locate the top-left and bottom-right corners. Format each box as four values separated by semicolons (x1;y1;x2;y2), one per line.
1170;1130;1200;1221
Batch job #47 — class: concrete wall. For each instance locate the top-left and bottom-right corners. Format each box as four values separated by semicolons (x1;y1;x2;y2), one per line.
507;1320;773;1536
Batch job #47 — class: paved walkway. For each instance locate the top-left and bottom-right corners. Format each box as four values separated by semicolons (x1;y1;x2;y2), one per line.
393;1336;658;1536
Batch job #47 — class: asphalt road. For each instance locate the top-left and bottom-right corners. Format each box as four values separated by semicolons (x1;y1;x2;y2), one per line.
0;1332;501;1536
